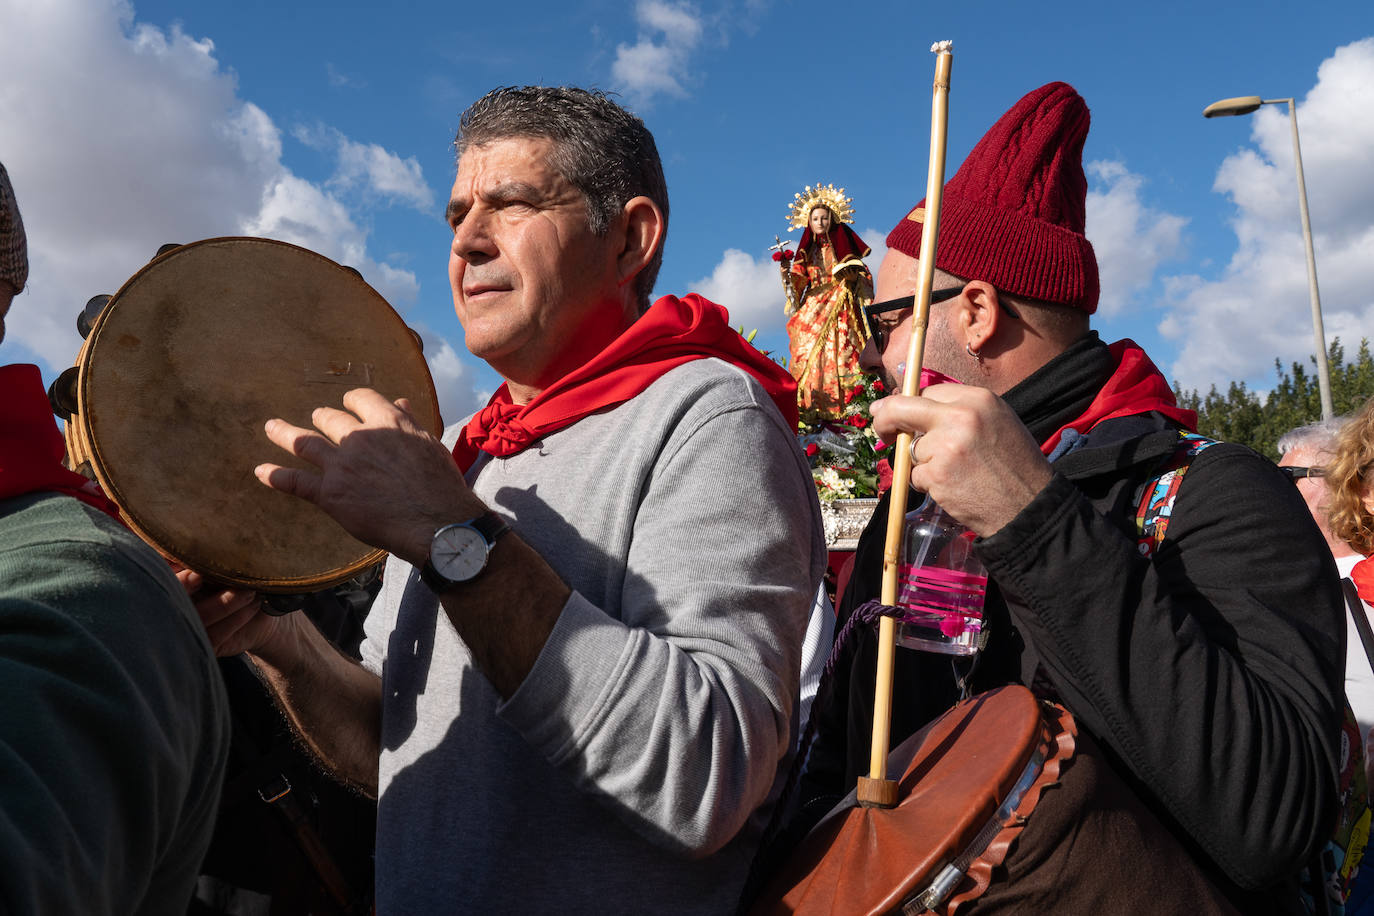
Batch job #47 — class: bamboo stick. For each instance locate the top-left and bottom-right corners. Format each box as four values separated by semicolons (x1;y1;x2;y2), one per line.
856;40;954;809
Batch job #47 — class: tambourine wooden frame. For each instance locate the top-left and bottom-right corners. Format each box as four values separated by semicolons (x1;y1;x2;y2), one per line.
64;236;442;593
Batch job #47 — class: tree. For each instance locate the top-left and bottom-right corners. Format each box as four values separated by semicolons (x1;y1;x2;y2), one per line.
1173;338;1374;458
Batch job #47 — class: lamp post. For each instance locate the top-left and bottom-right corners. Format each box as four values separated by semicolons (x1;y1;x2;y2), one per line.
1204;95;1334;421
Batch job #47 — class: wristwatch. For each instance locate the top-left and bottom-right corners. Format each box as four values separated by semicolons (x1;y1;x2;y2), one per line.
419;512;511;593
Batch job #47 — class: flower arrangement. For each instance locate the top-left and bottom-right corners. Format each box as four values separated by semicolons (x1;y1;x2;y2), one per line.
799;373;893;502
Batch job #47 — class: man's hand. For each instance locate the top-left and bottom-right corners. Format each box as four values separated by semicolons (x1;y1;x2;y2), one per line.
173;565;290;657
870;383;1053;537
255;388;479;566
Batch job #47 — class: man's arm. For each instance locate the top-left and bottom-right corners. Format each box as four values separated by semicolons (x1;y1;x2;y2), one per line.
870;388;1343;887
258;380;823;855
979;449;1343;888
252;390;572;699
490;379;824;857
248;617;384;794
185;568;382;792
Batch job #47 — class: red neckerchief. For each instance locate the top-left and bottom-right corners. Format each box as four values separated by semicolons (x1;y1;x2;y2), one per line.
1354;558;1374;605
1038;339;1197;456
0;363;123;519
452;294;799;472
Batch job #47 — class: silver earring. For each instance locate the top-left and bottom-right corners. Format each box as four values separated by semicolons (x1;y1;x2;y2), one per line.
966;343;982;362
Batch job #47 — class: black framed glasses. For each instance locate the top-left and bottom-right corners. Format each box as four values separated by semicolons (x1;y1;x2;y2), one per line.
861;285;1021;354
862;287;964;355
1279;466;1326;481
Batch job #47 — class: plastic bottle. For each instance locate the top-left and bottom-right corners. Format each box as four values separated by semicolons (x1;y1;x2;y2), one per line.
893;494;988;655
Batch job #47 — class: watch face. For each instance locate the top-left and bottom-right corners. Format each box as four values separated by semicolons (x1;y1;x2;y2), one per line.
431;524;489;582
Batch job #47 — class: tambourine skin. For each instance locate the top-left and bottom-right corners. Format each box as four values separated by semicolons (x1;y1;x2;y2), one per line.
65;237;442;592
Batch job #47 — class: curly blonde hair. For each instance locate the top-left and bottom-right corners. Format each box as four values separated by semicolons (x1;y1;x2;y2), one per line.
1328;395;1374;555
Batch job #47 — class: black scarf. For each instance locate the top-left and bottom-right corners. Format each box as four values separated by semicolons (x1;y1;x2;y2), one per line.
1000;331;1114;445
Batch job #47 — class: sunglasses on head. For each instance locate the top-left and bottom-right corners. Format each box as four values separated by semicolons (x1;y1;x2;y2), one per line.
1279;466;1326;481
861;285;1021;354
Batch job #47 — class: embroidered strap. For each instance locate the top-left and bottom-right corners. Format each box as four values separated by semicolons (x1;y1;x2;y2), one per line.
1133;432;1219;558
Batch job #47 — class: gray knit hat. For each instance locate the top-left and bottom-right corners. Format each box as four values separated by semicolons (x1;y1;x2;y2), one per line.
0;162;28;293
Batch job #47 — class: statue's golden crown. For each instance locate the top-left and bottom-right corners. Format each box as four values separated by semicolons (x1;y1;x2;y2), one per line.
787;183;855;230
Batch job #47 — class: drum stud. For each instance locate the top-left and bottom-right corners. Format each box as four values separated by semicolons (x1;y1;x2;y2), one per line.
155;243;182;258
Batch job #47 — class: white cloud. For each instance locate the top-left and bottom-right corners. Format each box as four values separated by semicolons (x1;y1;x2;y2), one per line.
692;224;888;338
0;0;431;374
611;1;704;105
419;334;486;428
337;140;432;209
296;124;434;211
1163;37;1374;392
638;0;704;41
859;228;888;285
1084;160;1187;317
691;248;784;331
326;62;365;89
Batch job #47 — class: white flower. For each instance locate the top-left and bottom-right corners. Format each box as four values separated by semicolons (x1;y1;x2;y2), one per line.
813;466;856;502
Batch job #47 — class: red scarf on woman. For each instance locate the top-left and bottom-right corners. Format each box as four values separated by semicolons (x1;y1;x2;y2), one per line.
452;294;798;472
1039;339;1196;456
1354;558;1374;605
0;363;122;519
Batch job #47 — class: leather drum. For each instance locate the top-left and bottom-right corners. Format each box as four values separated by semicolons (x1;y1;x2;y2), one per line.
751;686;1076;916
63;237;442;593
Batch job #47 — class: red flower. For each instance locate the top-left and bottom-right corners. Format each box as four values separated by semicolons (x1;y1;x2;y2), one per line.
804;443;819;458
847;415;868;429
872;379;885;393
783;249;794;260
771;251;782;262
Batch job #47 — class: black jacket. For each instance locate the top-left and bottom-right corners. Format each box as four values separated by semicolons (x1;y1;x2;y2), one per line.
802;412;1344;914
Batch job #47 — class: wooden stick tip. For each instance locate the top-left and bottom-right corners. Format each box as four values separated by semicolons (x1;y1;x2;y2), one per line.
856;777;901;809
930;39;953;54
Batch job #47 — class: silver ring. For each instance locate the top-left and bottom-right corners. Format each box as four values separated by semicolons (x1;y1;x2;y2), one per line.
908;435;924;464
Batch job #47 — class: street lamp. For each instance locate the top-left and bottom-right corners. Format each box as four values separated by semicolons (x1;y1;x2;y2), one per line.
1204;94;1334;420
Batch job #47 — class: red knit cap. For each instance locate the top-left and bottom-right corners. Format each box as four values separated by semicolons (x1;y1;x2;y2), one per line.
886;81;1099;313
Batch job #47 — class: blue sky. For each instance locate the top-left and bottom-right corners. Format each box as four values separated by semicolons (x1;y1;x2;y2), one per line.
2;0;1372;425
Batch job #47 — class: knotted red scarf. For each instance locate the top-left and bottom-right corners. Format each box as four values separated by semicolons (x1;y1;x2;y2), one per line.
1039;339;1197;455
1;363;122;519
1354;557;1374;606
452;294;798;472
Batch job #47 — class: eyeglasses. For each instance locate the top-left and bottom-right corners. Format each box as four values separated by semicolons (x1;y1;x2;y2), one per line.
861;286;1021;355
862;287;964;355
1279;466;1326;481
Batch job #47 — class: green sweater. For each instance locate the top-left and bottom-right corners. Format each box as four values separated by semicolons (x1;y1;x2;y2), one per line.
0;491;230;914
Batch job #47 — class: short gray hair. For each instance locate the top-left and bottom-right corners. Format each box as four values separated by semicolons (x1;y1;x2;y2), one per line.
455;86;668;311
1277;418;1349;458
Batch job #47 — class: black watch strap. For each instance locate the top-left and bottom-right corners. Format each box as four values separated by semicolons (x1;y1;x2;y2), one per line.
419;512;511;593
468;511;510;545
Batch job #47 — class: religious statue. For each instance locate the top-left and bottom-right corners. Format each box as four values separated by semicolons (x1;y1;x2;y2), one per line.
779;183;874;416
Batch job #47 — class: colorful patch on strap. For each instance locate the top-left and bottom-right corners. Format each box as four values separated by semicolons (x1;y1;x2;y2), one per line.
1134;432;1218;558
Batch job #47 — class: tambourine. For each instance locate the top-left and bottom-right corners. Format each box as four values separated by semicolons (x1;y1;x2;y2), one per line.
53;237;442;594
